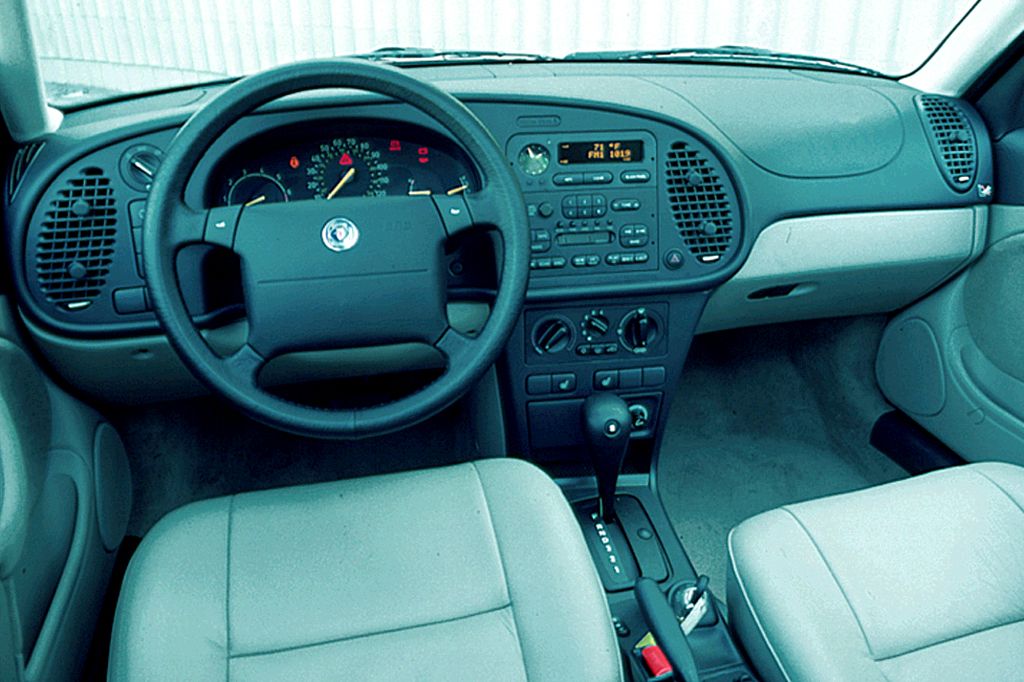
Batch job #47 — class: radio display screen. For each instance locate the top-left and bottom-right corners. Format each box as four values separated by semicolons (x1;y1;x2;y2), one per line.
558;140;643;165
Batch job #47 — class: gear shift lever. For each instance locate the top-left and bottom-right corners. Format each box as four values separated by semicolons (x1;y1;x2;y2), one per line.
582;393;632;522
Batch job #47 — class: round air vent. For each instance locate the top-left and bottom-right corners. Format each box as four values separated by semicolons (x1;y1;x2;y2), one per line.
916;95;977;192
664;141;739;264
35;167;117;311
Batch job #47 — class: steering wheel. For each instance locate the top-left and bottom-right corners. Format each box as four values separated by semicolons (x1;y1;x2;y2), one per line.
144;59;529;439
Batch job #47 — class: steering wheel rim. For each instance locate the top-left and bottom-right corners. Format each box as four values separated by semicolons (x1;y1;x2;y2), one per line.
144;58;529;439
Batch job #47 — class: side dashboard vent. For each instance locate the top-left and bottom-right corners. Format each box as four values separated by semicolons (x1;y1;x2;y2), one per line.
664;141;737;264
917;95;977;192
6;142;44;202
35;167;117;310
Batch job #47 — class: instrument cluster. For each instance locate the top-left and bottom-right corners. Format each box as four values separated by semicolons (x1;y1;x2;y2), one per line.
208;120;478;207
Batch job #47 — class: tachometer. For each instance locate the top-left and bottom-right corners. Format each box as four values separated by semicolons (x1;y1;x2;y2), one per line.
306;138;390;199
224;171;289;206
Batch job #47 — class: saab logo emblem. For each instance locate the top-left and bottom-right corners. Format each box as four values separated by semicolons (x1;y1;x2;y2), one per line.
321;217;360;252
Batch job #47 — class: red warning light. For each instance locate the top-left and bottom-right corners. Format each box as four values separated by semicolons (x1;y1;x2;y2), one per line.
389;139;401;151
339;152;353;166
418;147;429;156
418;157;429;164
288;155;300;169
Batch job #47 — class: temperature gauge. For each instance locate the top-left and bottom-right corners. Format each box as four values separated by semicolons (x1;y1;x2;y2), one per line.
517;144;550;176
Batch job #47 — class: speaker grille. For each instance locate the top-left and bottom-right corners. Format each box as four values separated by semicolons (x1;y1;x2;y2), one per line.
664;141;736;263
35;167;117;310
917;95;976;192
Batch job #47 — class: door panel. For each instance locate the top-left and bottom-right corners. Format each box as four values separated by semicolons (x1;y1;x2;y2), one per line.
877;205;1024;464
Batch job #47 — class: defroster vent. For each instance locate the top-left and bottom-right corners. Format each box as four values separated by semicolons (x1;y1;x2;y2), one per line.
6;142;43;202
664;141;738;264
917;95;977;192
35;167;117;311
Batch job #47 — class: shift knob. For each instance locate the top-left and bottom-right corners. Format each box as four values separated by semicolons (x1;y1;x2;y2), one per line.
582;393;632;522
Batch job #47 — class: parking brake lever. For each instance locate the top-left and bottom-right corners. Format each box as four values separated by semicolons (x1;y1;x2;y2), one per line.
635;577;701;682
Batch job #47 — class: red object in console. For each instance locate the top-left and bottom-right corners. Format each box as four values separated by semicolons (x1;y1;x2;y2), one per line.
641;644;672;677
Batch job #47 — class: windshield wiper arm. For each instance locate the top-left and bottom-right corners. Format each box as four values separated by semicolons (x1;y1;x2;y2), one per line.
564;46;882;77
355;47;554;64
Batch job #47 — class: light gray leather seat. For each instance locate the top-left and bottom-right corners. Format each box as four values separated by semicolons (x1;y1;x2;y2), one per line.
728;462;1024;682
108;459;622;681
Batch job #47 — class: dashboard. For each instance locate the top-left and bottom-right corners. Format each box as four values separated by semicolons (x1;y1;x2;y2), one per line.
2;62;995;445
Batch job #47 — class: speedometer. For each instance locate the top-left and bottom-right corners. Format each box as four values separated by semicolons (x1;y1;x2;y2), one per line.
306;138;390;199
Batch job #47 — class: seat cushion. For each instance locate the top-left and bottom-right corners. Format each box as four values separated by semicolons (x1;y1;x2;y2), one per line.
727;462;1024;682
108;459;622;681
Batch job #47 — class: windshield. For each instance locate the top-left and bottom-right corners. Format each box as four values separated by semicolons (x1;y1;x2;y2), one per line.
30;0;978;106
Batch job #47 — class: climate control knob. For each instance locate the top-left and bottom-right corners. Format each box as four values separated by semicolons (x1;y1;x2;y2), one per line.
532;317;574;354
581;310;610;341
619;308;659;354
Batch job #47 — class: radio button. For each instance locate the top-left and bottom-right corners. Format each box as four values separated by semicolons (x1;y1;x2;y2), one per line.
552;256;567;268
571;255;587;267
611;198;641;211
586;254;601;266
553;173;583;185
620;170;651;183
585;171;613;184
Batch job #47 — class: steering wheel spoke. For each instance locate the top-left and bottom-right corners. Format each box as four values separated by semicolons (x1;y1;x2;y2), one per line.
465;188;506;231
434;326;476;364
222;342;266;388
167;203;222;249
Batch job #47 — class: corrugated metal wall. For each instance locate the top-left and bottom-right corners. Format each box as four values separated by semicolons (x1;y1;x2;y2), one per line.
28;0;974;98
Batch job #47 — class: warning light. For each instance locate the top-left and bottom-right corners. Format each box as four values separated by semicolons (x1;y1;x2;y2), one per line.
418;157;429;164
339;152;353;166
288;155;300;169
418;147;429;156
389;139;401;151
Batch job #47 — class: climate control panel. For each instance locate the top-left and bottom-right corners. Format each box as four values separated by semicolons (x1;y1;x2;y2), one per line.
525;303;668;365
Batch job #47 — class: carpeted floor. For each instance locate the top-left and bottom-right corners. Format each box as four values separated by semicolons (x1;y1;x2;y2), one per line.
108;393;482;536
657;316;908;600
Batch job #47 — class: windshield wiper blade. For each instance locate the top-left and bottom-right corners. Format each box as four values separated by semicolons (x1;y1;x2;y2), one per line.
564;46;883;77
355;47;554;64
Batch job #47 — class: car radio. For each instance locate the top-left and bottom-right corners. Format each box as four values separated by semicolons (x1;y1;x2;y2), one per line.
506;131;659;277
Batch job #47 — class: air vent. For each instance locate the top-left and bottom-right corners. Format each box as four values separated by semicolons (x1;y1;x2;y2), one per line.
917;95;977;192
664;142;737;264
6;142;44;202
35;167;116;311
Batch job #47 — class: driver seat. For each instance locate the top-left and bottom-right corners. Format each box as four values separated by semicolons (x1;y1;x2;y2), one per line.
108;458;623;681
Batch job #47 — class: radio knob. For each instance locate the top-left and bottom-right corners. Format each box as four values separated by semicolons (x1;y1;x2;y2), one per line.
537;202;554;218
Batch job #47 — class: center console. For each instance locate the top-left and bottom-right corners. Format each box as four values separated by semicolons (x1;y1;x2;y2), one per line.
488;106;754;680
